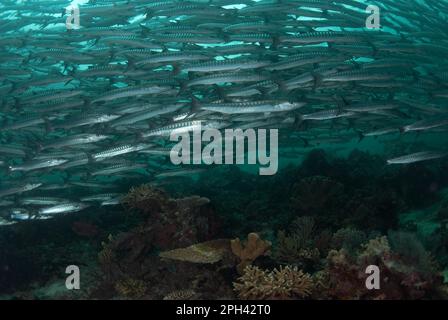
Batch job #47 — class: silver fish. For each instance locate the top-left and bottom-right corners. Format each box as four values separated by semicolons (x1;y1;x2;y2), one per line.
387;151;447;165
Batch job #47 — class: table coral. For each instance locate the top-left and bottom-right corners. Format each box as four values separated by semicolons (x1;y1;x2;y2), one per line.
159;239;231;264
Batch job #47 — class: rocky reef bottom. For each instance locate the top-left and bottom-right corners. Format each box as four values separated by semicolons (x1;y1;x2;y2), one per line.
1;149;448;300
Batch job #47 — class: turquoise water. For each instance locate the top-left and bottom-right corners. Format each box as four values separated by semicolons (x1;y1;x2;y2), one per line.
1;0;448;300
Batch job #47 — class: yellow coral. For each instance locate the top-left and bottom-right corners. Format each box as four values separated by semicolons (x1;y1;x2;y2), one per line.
233;265;313;300
159;239;230;264
231;233;271;274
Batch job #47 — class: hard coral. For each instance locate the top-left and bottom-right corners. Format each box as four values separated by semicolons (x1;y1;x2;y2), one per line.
274;230;320;268
233;265;313;300
231;233;271;274
114;277;147;299
121;184;174;215
273;217;326;269
121;184;220;251
163;289;197;300
324;236;447;300
159;239;231;264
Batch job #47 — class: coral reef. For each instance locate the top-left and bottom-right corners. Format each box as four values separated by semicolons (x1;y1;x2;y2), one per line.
121;184;173;215
332;227;368;253
3;149;448;300
163;289;197;300
274;230;320;268
233;265;313;300
324;235;448;299
230;233;272;274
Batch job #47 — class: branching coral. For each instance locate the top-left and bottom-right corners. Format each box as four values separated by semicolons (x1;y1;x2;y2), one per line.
233;265;314;300
121;184;173;214
163;289;196;300
273;217;323;268
231;233;271;274
274;230;320;267
114;277;147;299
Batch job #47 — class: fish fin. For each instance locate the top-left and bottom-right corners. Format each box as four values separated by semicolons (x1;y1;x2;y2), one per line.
64;78;75;86
190;95;201;114
336;96;349;111
271;78;286;94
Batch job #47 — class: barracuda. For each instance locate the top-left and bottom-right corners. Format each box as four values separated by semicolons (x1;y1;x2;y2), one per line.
38;202;90;215
141;120;230;138
200;101;306;114
182;59;270;73
91;85;175;103
0;183;42;198
92;143;154;161
387;151;447;165
9;158;68;172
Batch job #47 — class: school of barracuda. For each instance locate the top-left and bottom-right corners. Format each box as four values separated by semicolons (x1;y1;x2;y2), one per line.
1;0;448;225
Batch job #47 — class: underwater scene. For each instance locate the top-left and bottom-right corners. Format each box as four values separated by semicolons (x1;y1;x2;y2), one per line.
1;0;448;300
